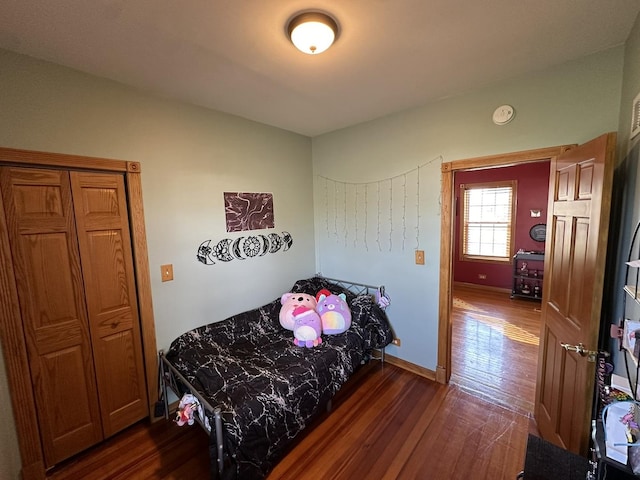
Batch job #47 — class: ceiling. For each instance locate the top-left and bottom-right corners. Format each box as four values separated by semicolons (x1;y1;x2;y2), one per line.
1;1;639;137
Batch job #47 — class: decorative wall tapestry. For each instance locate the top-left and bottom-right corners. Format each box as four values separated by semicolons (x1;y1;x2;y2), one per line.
224;192;274;232
317;156;442;252
197;232;293;265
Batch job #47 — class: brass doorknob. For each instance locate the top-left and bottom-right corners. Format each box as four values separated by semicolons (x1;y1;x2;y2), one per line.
560;343;608;362
561;342;587;356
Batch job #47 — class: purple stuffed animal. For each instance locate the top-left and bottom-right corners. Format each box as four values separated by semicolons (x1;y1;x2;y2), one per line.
292;305;323;348
316;292;351;335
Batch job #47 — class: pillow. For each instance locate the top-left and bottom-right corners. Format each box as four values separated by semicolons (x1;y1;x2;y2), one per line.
290;276;357;304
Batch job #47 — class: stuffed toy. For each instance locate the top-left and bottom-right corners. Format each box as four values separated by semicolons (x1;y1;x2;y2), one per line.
316;292;351;335
376;286;391;309
292;305;323;348
175;393;199;426
280;292;317;330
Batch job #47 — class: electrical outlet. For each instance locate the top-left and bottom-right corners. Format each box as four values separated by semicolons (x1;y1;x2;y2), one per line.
478;274;487;279
415;250;425;265
161;264;174;282
392;338;401;347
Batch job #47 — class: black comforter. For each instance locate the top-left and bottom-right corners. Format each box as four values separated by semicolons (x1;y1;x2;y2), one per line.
165;276;393;479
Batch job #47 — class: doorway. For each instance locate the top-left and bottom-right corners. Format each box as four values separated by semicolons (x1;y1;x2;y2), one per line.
448;160;550;412
436;145;574;392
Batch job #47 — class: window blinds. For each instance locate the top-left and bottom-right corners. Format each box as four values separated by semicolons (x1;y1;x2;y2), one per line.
462;183;514;259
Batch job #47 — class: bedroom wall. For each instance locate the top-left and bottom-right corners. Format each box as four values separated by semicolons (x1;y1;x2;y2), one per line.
0;26;634;480
0;49;314;479
312;46;625;372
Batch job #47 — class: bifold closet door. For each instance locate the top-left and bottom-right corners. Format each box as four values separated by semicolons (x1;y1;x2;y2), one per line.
70;171;148;437
0;167;102;466
0;167;149;467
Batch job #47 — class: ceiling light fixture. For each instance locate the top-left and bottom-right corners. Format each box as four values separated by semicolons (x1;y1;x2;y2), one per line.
287;12;338;55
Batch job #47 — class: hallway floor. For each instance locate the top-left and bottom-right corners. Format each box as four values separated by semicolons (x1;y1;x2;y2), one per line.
450;284;541;415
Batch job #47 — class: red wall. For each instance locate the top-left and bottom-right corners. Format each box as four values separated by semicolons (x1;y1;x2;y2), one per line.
453;161;550;289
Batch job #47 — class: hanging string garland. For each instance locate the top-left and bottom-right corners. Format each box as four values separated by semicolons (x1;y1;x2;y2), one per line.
364;184;369;252
402;174;407;251
376;181;382;252
334;181;339;242
343;183;348;247
354;185;359;248
324;177;329;237
317;155;443;252
389;178;393;252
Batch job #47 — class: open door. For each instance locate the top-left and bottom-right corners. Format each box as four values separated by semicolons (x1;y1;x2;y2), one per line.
534;133;616;455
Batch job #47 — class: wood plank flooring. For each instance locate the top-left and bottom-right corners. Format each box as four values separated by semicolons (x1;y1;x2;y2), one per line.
45;287;539;480
267;363;530;480
451;284;541;415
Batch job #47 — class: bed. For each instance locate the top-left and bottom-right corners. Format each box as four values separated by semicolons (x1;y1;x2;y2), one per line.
159;275;393;479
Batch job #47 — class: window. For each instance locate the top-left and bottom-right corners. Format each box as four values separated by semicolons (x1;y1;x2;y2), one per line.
460;181;516;262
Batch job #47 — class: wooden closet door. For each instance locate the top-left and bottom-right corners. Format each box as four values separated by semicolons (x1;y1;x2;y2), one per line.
0;167;102;466
70;171;148;437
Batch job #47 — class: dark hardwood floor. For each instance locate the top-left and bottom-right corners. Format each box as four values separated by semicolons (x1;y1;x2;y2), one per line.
45;286;539;480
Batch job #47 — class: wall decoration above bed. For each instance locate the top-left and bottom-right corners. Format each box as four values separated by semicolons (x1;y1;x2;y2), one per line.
224;192;274;232
196;231;293;265
317;155;442;253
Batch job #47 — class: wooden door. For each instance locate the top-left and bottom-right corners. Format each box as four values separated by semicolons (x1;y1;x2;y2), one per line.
534;133;616;454
70;171;148;437
0;167;103;466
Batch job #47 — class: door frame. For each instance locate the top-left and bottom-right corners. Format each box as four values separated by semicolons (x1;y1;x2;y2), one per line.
436;144;574;384
0;147;158;480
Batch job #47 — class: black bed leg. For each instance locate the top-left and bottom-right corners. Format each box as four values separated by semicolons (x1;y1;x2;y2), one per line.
159;350;170;420
214;407;224;476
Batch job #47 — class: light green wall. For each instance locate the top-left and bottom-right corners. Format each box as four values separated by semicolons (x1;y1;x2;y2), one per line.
0;49;313;479
610;13;640;381
618;13;640;154
312;46;625;370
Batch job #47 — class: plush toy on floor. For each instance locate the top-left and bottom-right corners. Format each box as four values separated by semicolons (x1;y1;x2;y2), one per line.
292;305;323;348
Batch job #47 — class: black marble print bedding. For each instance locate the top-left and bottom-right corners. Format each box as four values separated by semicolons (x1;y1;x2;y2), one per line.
165;277;393;479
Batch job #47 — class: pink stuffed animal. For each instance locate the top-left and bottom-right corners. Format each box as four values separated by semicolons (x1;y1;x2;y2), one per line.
280;292;317;330
175;394;198;426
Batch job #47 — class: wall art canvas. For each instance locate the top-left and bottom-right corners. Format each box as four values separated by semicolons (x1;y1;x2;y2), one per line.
224;192;274;232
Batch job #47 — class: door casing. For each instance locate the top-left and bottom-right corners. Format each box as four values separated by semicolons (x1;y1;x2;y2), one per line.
437;144;574;384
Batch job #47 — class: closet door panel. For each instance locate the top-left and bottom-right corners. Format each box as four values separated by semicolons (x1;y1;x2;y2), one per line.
40;345;100;459
71;171;148;437
0;167;102;466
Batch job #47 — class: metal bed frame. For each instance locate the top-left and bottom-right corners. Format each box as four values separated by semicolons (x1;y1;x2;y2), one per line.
158;276;388;479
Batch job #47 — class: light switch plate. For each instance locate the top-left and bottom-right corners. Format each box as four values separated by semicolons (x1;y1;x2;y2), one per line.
415;250;425;265
161;264;174;282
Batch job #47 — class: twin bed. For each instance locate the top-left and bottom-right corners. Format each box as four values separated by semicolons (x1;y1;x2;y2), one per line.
159;275;393;479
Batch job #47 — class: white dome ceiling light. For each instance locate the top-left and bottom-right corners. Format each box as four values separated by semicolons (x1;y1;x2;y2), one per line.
287;12;338;55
